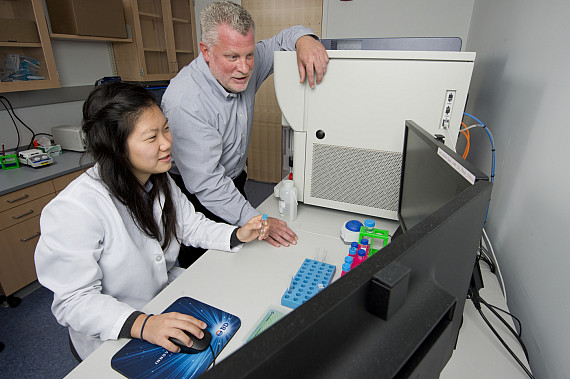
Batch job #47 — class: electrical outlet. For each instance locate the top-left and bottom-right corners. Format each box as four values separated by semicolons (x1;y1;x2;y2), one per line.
439;90;456;129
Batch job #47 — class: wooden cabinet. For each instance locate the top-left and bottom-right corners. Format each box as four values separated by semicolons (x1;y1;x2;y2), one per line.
0;0;60;93
0;171;83;296
112;0;198;81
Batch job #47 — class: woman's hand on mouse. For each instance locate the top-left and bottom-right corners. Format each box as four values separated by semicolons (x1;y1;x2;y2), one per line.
131;312;206;353
236;214;267;243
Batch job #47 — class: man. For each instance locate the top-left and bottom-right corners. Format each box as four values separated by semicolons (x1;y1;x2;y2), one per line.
162;1;328;261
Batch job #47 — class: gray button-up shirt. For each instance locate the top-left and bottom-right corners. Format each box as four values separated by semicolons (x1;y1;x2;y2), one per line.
162;25;313;226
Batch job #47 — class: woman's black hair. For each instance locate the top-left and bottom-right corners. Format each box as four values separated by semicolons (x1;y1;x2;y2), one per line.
82;82;177;249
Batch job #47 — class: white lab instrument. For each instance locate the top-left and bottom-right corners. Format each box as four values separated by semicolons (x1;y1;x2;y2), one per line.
18;149;54;167
274;50;475;219
51;125;87;152
340;219;363;244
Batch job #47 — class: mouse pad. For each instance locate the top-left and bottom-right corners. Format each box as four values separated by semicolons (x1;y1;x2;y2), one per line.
111;297;240;379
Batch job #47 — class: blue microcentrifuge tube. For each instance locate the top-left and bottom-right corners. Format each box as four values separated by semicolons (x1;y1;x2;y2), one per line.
341;262;351;276
364;219;375;233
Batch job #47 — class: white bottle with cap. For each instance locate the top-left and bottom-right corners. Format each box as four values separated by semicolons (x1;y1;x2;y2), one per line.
279;179;298;221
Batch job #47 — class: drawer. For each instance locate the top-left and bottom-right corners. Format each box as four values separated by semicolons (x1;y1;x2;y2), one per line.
53;170;85;193
0;193;55;230
0;215;41;295
0;181;55;213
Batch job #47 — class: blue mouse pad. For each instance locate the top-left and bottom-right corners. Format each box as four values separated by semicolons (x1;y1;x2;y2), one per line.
111;297;240;379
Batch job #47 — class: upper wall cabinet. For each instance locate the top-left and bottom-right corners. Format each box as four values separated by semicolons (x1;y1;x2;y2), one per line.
0;0;60;93
112;0;198;82
46;0;133;43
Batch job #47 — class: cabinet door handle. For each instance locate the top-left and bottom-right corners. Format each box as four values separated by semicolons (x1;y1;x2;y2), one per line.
20;232;40;242
12;210;34;219
7;194;29;203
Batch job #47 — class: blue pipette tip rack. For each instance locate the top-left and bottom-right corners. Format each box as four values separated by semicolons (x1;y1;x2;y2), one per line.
281;258;336;309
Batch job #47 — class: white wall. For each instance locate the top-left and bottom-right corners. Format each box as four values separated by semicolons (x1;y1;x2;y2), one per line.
464;1;570;378
51;40;114;87
0;101;85;150
322;0;474;50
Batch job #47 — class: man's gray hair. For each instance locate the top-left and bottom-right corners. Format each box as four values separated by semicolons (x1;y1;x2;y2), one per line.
200;1;255;46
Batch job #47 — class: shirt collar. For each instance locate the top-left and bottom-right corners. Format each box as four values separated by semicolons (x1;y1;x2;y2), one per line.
144;180;153;193
142;179;154;205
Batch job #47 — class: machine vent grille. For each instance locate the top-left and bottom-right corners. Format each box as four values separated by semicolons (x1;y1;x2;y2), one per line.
310;144;402;211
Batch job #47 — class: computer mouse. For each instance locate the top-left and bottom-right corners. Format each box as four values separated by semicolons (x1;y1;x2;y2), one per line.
169;329;212;354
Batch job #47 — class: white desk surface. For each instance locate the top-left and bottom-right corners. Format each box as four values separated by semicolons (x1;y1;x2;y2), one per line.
66;196;531;378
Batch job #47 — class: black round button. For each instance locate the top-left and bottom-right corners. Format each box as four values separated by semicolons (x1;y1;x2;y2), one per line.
316;130;325;139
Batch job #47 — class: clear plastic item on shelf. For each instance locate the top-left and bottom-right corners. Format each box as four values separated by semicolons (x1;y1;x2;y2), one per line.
1;54;43;82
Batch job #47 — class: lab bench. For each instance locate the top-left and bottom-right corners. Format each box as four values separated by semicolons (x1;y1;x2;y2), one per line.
0;152;93;296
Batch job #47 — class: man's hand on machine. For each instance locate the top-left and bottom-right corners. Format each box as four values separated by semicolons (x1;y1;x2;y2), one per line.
264;217;298;247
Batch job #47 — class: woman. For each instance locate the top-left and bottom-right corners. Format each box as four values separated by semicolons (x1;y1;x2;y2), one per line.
35;82;267;360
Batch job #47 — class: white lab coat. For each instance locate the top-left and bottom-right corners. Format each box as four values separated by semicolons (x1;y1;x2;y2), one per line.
35;165;240;359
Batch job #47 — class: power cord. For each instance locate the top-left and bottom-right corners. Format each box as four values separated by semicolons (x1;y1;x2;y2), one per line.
468;282;534;378
462;113;495;230
461;113;509;298
463;112;495;184
477;240;496;274
0;97;21;154
0;95;45;152
482;228;507;300
480;297;524;341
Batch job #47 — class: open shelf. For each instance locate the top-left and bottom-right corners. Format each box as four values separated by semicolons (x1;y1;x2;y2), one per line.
172;17;190;23
50;33;132;43
139;11;162;19
112;0;197;82
0;42;42;48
